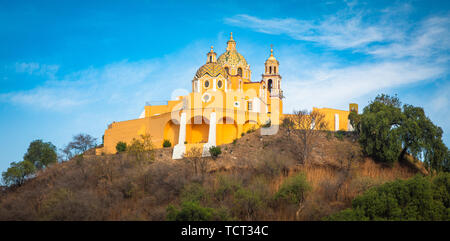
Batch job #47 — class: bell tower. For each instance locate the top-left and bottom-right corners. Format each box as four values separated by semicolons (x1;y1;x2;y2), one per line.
262;45;282;98
206;46;217;63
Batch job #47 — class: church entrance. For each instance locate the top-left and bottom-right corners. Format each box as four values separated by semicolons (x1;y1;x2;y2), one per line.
186;116;209;143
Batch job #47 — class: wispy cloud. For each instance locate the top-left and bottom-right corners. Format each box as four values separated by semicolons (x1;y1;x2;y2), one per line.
224;13;390;50
281;59;445;111
224;3;450;111
1;43;206;115
367;16;450;60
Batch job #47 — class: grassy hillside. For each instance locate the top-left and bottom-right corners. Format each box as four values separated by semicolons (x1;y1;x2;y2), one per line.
0;127;420;220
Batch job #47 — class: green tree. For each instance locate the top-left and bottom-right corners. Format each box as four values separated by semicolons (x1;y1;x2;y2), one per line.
325;173;450;221
116;141;127;153
359;95;403;165
358;94;448;171
23;140;57;169
2;160;36;186
399;104;448;173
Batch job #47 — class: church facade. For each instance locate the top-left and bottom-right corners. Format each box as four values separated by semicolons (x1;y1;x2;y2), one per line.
95;33;357;158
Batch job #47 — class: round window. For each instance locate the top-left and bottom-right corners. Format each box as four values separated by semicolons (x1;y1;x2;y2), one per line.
202;93;211;102
204;80;209;88
217;80;223;88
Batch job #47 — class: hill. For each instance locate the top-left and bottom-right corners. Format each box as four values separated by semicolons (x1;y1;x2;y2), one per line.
0;127;421;220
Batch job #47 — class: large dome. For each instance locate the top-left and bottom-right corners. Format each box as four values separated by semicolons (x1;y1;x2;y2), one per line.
217;50;248;68
194;62;228;79
217;32;248;68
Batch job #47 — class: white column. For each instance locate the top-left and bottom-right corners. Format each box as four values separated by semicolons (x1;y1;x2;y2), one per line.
202;112;216;157
172;112;186;159
178;112;186;144
208;112;216;146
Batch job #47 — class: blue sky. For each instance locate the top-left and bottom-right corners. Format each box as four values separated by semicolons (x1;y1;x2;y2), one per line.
0;0;449;173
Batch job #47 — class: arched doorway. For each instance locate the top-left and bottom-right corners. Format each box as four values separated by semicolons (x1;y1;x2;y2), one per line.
163;120;180;146
186;116;209;143
216;117;237;145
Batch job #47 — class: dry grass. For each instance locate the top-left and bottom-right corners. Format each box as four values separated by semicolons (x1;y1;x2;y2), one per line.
0;126;421;221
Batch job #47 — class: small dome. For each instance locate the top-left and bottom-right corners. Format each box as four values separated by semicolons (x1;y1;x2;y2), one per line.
265;46;279;64
194;62;228;79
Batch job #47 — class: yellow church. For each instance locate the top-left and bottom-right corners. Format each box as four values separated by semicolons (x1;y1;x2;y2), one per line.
96;33;357;158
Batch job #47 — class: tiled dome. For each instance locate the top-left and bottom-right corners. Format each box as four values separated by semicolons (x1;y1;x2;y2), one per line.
194;62;228;79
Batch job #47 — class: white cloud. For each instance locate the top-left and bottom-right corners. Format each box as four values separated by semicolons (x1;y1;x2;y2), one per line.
224;3;450;116
1;42;206;115
224;13;391;50
281;60;445;112
367;16;450;59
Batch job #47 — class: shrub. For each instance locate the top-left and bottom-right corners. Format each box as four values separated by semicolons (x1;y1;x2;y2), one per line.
122;181;138;199
275;173;311;204
163;139;172;148
181;183;207;203
334;130;345;141
255;153;291;179
166;201;229;221
325;173;450;221
214;175;242;201
233;187;264;220
116;142;127;153
209;146;222;159
127;134;155;163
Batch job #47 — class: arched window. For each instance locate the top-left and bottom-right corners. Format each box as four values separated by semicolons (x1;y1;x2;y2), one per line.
217;80;223;88
274;67;276;74
209;56;212;62
205;80;210;88
268;79;273;93
238;67;243;76
269;66;272;74
224;67;229;74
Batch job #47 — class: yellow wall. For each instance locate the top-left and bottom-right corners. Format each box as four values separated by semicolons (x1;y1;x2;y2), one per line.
313;107;351;131
101;112;174;154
